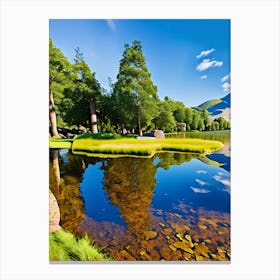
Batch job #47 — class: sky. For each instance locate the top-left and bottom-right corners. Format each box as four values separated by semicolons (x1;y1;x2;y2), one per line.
49;19;230;107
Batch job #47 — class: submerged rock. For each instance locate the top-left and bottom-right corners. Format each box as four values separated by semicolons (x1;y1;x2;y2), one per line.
173;242;194;254
117;250;136;261
184;234;192;242
144;230;158;240
194;243;210;257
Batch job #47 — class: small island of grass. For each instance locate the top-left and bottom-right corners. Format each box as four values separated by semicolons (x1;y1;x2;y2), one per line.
70;133;223;158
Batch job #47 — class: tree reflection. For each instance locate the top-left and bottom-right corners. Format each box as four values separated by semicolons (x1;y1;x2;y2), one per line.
49;149;86;232
155;152;197;170
101;157;157;240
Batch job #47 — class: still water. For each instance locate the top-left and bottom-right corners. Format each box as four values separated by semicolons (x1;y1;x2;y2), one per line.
49;133;230;261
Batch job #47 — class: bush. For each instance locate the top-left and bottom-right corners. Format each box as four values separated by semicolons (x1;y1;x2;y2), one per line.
74;133;121;140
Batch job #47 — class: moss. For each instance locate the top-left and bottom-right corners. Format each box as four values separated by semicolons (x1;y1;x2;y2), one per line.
49;229;111;261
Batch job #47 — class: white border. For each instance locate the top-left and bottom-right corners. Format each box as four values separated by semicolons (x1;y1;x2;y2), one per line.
0;0;279;279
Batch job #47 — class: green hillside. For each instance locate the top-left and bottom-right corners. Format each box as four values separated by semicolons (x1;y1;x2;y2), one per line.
197;99;222;110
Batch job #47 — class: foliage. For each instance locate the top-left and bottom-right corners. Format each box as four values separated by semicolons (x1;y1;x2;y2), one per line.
113;40;159;135
49;38;76;128
75;132;121;140
49;37;230;135
49;229;111;261
153;101;176;132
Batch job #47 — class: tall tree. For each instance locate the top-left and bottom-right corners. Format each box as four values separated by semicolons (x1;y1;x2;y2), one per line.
113;40;159;136
72;48;102;133
49;38;74;137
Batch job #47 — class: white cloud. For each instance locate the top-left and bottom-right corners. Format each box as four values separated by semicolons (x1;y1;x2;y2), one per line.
200;75;207;80
105;19;116;32
222;82;231;93
220;73;230;82
196;48;215;59
195;179;208;186
213;175;230;187
197;170;207;174
196;59;223;72
191;187;210;193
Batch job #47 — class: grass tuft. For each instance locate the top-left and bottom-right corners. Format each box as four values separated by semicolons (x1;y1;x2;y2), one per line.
49;229;111;261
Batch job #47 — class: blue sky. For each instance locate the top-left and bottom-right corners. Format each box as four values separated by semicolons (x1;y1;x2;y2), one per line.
49;19;230;107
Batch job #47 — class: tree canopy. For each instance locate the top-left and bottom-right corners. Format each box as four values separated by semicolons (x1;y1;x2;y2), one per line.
49;38;230;136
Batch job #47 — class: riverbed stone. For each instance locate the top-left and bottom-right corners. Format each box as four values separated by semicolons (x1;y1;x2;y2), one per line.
194;243;210;257
169;245;177;251
144;230;158;240
117;250;136;261
176;233;183;241
198;224;207;230
173;242;194;254
184;234;192;242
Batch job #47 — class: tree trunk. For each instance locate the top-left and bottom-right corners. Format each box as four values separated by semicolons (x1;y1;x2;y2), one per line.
89;99;98;133
49;81;60;137
137;108;142;136
52;149;61;190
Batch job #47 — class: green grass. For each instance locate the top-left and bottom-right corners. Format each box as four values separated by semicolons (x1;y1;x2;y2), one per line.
72;137;223;158
49;229;111;261
49;138;73;149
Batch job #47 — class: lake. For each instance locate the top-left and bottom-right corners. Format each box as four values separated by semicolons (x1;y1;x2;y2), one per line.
49;132;230;261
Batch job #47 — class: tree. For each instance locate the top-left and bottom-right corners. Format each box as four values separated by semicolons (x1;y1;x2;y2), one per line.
191;111;201;130
113;40;159;136
153;101;176;132
198;119;205;131
201;109;211;130
185;107;193;128
173;101;186;123
49;38;74;137
71;48;102;133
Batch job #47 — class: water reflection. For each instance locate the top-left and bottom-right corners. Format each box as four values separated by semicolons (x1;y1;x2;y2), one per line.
49;149;85;232
102;157;157;240
49;135;230;261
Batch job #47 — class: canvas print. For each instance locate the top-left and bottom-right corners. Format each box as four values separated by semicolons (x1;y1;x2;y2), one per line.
49;19;230;262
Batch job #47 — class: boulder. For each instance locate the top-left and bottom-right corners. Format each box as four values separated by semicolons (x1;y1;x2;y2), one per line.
143;130;165;139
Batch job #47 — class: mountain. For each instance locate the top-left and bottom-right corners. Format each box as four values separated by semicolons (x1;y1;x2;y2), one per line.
193;93;231;121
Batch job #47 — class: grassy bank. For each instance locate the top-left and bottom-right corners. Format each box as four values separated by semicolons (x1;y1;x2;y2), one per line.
49;138;73;149
49;229;111;261
72;137;223;158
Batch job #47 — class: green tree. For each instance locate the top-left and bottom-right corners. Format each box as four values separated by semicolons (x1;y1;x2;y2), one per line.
185;107;193;128
173;101;186;122
69;48;102;133
198;119;205;131
153;101;176;132
113;40;159;135
201;109;211;130
49;38;74;136
216;117;228;130
191;110;201;130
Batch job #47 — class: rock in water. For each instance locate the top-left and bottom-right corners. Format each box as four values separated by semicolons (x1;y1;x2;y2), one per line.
194;244;210;257
144;230;158;240
173;242;194;254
